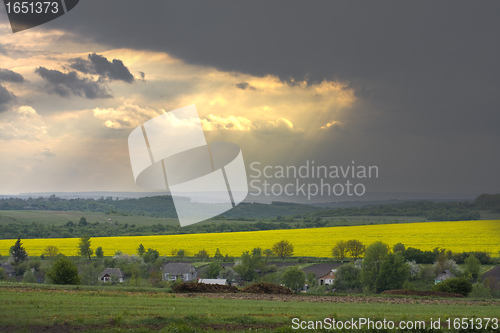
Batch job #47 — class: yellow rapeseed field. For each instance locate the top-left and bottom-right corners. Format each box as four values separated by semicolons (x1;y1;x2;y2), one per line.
0;220;498;258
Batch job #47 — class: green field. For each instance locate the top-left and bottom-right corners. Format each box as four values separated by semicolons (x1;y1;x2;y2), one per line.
0;284;499;332
0;210;465;227
0;210;179;226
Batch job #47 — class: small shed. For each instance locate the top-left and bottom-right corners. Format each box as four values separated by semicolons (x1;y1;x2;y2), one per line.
99;268;124;283
198;278;227;285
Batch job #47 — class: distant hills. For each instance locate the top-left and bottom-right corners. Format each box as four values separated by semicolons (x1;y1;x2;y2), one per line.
0;193;499;221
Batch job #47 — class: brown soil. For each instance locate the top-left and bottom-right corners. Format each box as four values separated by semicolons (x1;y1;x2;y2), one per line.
173;282;239;293
174;292;498;306
241;282;293;294
382;289;465;298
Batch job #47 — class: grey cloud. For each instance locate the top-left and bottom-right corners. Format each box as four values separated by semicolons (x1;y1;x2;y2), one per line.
37;148;55;158
0;84;15;112
69;53;134;83
0;69;24;83
235;82;255;90
35;67;111;99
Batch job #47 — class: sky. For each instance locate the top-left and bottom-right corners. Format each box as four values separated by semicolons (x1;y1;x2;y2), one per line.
0;1;499;202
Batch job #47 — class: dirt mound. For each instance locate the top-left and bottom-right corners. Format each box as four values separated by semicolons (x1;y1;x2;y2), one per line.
242;282;293;295
173;282;239;293
382;289;465;298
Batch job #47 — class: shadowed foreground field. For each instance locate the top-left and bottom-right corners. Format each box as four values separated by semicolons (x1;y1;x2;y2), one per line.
0;284;499;332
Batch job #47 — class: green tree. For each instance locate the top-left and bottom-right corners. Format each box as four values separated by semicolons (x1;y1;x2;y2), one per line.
11;237;28;263
43;245;59;258
464;254;481;280
333;262;362;292
331;240;347;262
263;249;274;263
77;236;93;260
46;256;80;285
375;252;409;292
0;267;5;280
234;250;265;281
306;273;317;288
14;262;27;276
280;266;305;291
206;261;222;278
80;263;100;285
272;240;294;262
214;248;223;260
143;248;160;263
137;244;145;256
195;249;209;261
95;247;104;258
393;243;406;253
361;241;389;292
176;249;186;260
252;247;262;257
346;239;366;259
30;260;41;271
78;216;88;227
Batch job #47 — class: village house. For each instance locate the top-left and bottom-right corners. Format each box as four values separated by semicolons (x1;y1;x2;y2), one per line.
161;263;197;282
0;262;16;278
434;270;456;284
99;268;124;283
302;263;341;291
318;269;337;286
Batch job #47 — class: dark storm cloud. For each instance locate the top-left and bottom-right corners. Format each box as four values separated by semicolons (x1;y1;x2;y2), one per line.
69;53;134;83
45;0;500;194
35;67;111;99
0;84;15;112
0;68;25;83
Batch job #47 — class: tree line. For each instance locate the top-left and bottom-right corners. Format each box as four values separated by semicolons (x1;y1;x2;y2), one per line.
2;194;497;221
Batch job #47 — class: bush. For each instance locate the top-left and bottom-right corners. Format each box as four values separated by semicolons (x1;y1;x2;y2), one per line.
46;256;80;285
29;260;41;271
469;281;492;299
15;262;28;276
280;266;305;291
402;280;415;290
433;277;473;296
22;270;37;283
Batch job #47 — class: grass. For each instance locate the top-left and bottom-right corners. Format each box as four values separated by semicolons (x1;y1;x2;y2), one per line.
0;283;498;332
0;210;179;226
